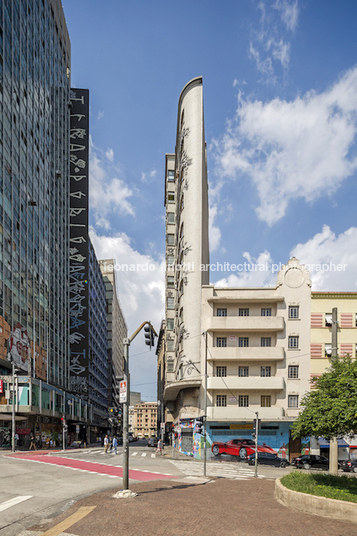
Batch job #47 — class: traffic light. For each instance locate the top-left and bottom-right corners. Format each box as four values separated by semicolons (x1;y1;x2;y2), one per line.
194;417;203;434
61;416;68;432
144;324;155;349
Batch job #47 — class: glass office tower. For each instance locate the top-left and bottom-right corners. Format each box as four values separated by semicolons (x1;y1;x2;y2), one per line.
0;0;71;388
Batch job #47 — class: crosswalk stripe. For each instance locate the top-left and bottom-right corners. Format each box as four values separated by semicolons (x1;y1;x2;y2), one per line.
0;495;33;512
132;452;138;456
151;453;155;458
141;452;147;457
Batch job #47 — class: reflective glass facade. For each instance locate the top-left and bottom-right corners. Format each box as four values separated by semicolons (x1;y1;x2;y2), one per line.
0;0;71;388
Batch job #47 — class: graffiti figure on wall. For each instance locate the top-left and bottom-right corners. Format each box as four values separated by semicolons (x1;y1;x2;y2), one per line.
7;323;31;372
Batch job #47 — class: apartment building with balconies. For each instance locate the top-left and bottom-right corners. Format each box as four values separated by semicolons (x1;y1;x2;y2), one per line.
199;258;311;457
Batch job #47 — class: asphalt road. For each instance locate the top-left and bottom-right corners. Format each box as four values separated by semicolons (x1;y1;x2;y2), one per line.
2;442;350;536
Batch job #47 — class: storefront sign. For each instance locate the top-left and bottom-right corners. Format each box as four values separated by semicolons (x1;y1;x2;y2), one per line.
230;423;253;430
229;335;237;342
0;380;3;394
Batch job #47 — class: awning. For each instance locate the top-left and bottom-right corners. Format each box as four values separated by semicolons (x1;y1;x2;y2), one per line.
318;438;349;448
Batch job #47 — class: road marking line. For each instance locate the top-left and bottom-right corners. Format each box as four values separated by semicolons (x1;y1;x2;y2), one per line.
141;453;147;457
151;454;155;458
131;452;138;456
40;505;96;536
0;495;33;512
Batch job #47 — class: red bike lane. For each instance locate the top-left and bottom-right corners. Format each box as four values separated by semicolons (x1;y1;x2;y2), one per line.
8;453;177;482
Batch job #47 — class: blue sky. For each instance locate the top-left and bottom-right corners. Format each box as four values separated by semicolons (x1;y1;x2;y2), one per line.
62;0;357;401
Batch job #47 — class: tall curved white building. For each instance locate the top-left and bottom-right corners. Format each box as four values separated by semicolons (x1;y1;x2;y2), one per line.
164;78;209;441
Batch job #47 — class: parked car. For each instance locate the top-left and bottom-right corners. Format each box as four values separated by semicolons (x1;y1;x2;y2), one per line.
248;452;289;468
291;454;330;470
211;438;276;459
147;437;158;447
340;459;357;473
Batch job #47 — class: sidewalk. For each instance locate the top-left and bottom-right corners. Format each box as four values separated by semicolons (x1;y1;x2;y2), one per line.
24;476;356;536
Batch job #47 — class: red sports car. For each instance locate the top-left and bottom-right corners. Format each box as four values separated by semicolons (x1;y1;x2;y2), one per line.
211;438;276;459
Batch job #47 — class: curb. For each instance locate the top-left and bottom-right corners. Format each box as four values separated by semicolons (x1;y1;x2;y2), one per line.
275;477;357;523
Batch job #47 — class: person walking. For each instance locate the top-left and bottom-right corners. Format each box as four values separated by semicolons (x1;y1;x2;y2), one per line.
104;434;109;453
112;436;118;455
156;438;162;455
29;433;36;451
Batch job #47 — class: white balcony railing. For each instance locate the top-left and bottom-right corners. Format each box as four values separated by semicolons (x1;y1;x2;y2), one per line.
207;316;284;332
208;346;285;361
207;376;285;391
207;406;284;420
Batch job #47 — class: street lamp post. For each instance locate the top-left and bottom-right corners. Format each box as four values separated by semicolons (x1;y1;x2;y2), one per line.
122;321;157;491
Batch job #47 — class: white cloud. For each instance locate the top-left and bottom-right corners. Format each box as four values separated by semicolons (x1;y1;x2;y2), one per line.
106;148;114;162
273;0;299;32
97;111;104;121
141;169;157;182
249;0;298;81
214;66;357;225
209;204;221;252
290;225;357;290
90;229;165;400
90;141;135;229
214;251;276;288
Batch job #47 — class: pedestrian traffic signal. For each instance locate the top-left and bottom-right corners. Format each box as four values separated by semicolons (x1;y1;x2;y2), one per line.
144;324;155;349
194;417;204;434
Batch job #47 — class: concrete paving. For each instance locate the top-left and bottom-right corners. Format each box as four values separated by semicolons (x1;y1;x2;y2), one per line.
23;477;355;536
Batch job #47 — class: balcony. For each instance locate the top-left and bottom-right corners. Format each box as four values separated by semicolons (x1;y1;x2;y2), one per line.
164;378;201;401
207;316;284;332
207;406;285;420
207;376;285;391
208;346;285;361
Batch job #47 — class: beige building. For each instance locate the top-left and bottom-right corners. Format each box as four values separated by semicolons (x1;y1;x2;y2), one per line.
162;78;313;459
99;260;127;411
310;292;357;459
133;402;158;439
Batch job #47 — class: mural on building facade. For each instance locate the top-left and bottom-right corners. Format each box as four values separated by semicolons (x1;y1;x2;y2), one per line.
69;89;89;396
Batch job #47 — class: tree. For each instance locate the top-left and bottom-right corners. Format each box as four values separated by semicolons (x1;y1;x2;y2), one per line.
291;357;357;440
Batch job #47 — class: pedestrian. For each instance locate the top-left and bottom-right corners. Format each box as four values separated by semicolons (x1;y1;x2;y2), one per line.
104;434;109;453
112;436;118;454
156;438;162;455
29;433;36;451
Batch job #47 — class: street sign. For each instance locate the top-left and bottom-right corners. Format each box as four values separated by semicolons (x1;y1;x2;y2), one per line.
160;422;165;431
119;380;127;403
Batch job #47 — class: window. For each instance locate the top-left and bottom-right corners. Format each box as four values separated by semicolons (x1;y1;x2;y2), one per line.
325;313;332;327
167;318;174;330
217;308;227;317
216;337;227;347
238;366;249;377
167;192;175;203
167;212;175;224
260;366;271;377
261;337;271;347
216;366;227;377
168;170;175;182
238;395;249;407
238;337;249;347
288;336;299;349
167;297;174;310
288;365;299;379
289;306;299;319
167;255;174;266
216;395;227;407
325;343;332;357
261;308;271;316
167;340;174;351
288;395;299;408
167;275;175;288
239;308;249;316
261;395;271;407
167;360;174;372
167;234;175;245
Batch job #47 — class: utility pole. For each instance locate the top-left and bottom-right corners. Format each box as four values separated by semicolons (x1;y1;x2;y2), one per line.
203;331;208;477
254;412;259;478
329;307;339;475
122;321;157;491
11;360;16;453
